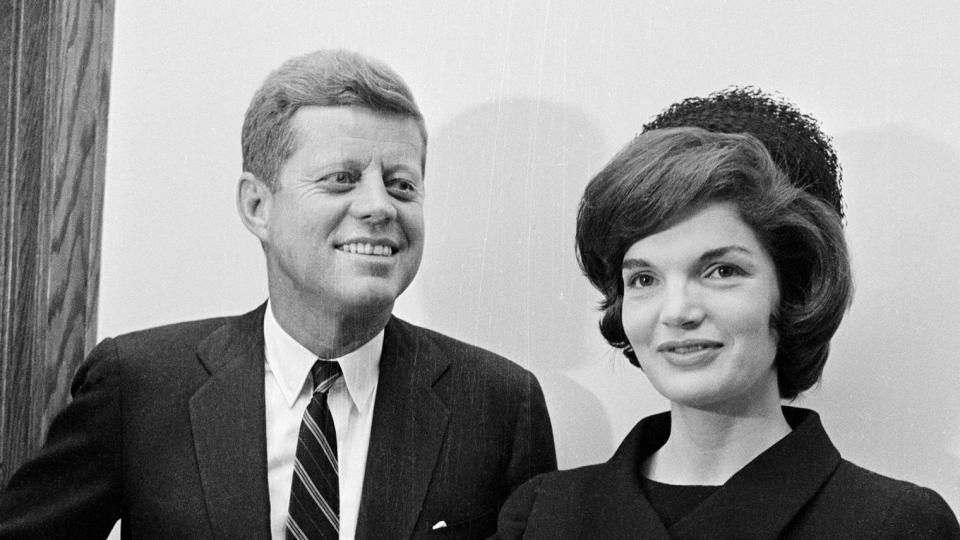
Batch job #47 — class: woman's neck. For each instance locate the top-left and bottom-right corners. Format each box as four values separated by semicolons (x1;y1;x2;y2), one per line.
643;396;791;486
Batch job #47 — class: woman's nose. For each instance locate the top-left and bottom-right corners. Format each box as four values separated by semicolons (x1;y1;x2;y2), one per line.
659;282;705;329
351;174;398;224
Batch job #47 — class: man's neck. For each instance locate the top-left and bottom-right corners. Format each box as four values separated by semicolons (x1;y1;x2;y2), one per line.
269;298;392;359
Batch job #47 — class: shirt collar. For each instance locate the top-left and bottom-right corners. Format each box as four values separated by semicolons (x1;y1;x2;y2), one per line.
263;300;382;413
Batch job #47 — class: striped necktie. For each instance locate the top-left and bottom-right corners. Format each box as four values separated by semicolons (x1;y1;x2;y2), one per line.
286;360;343;540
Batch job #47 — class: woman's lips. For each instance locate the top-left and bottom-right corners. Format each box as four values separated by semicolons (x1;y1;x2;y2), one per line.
656;340;723;366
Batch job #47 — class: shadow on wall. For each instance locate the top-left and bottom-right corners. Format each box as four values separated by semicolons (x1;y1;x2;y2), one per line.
818;125;960;513
416;98;615;466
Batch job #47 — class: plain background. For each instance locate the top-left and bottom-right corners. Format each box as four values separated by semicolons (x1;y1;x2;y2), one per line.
98;2;960;534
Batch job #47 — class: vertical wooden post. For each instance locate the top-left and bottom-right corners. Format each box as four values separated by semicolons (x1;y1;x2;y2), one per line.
0;0;113;486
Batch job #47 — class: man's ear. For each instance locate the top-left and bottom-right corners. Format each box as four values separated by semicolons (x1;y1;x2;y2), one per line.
237;172;272;242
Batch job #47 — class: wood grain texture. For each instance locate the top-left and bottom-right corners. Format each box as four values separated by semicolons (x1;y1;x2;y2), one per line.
0;0;13;487
38;0;113;439
1;0;50;486
0;0;113;486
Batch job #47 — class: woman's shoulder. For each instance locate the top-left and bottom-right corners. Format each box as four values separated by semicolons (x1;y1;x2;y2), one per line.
494;462;625;540
509;454;646;517
514;461;613;500
810;459;959;537
831;460;940;499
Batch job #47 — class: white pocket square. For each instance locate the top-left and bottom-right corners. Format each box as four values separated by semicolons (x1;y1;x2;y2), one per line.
431;520;448;530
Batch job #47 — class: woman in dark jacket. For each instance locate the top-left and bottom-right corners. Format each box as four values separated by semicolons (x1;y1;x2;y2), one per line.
493;102;960;537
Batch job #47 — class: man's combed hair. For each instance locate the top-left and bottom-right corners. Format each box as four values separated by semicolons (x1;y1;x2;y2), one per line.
642;86;844;220
576;128;852;399
241;49;427;188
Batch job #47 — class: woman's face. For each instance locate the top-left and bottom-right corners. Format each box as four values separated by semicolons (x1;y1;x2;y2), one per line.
620;202;781;411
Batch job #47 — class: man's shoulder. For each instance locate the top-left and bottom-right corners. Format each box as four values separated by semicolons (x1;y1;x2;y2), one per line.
109;315;234;354
391;317;505;358
115;315;232;342
104;305;263;365
80;308;263;393
389;317;533;380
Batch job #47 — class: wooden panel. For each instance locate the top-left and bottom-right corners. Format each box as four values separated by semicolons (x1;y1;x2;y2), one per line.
0;0;14;487
0;0;50;486
0;0;113;486
38;0;113;437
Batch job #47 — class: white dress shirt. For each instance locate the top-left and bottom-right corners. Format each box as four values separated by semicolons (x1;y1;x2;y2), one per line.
263;302;381;540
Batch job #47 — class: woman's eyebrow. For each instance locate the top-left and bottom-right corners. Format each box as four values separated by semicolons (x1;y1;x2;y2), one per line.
621;258;651;271
622;245;753;270
699;245;753;263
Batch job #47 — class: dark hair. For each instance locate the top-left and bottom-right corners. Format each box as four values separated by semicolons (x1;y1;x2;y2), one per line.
241;49;426;189
576;127;852;399
642;86;844;219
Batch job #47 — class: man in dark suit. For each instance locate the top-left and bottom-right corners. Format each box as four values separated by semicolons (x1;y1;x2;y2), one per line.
0;49;557;539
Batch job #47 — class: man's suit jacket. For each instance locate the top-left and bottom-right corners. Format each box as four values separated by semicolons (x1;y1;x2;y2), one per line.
494;407;959;540
0;304;557;539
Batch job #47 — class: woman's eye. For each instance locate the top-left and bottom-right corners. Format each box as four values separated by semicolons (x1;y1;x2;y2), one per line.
626;273;657;288
705;264;744;279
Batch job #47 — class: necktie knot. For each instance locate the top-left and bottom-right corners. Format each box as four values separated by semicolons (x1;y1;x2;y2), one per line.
311;360;342;395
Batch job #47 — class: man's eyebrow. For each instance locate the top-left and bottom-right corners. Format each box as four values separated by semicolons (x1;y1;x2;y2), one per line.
385;161;421;171
339;157;369;169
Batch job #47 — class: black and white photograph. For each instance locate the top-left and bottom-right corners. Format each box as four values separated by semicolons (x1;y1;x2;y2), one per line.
2;1;959;538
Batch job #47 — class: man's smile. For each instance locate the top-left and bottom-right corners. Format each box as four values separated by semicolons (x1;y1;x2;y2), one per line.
336;240;398;257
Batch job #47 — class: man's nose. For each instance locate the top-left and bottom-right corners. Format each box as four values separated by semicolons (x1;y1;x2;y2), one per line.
659;281;705;329
350;173;397;224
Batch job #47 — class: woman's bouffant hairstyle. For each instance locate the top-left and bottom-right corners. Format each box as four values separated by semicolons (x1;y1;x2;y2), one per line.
242;49;426;189
576;128;852;399
642;86;844;220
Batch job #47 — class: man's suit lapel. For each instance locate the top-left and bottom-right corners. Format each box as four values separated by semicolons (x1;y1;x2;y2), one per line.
356;317;451;540
189;304;271;539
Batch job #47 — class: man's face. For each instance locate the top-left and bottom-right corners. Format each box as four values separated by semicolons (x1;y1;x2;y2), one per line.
261;105;425;318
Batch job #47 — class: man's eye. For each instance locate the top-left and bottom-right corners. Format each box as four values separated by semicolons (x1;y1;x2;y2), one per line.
319;171;359;184
387;178;418;194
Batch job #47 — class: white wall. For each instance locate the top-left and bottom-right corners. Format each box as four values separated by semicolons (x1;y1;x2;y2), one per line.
101;0;960;519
